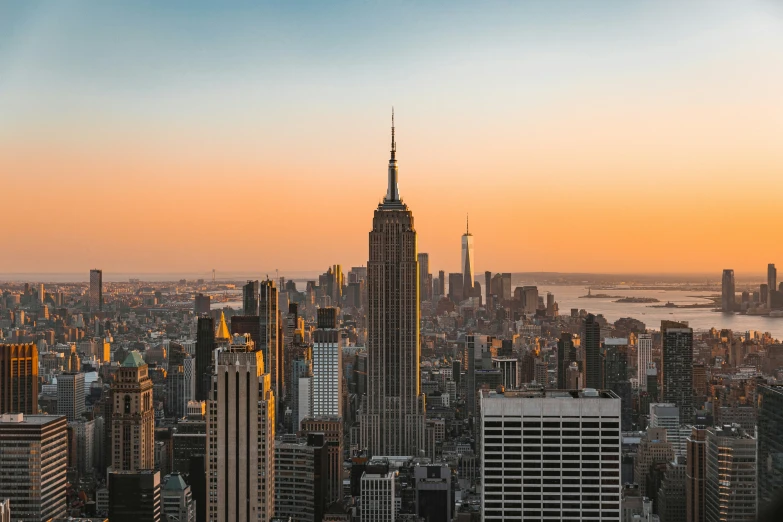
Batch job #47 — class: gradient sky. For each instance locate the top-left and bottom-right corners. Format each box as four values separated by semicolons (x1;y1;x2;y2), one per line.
2;1;782;277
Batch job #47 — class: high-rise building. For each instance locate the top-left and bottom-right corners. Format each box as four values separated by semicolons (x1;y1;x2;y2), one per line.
242;280;261;315
603;338;631;430
0;413;68;522
437;270;445;297
111;351;154;472
686;427;707;522
721;269;735;312
360;462;396;522
501;273;511;301
661;321;694;424
206;334;275;522
57;372;85;422
70;418;95;474
480;389;622;521
89;269;103;312
290;355;312;433
195;317;215;401
418;253;430;303
414;464;452;522
161;472;196;522
194;294;211;316
704;425;756;522
634;427;675;497
273;433;328;522
461;216;474;299
768;263;777;308
467;335;492;416
448;273;464;302
649;403;687;456
108;470;162;522
758;384;783;511
484;271;492;304
583;314;602;389
637;334;653;391
360;115;425;457
312;308;342;418
0;343;38;414
258;279;280;401
300;417;344;505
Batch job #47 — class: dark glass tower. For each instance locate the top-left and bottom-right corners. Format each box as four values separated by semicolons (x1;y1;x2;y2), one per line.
556;333;575;389
583;314;602;389
661;320;694;424
195;316;215;401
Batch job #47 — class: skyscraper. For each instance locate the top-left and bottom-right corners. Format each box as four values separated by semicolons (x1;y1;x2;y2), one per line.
686;427;706;522
360;113;425;457
661;320;694;424
757;384;783;511
417;253;430;303
195;316;215;402
108;470;162;522
768;263;777;308
704;425;756;522
484;271;492;304
448;273;464;302
258;279;280;401
637;334;653;391
480;390;622;521
89;269;103;312
57;372;85;422
437;270;445;297
461;216;474;299
0;343;38;414
111;351;154;472
312;308;342;418
556;333;575;389
242;280;260;315
583;314;602;389
721;269;735;312
194;293;211;316
0;413;68;522
206;334;275;522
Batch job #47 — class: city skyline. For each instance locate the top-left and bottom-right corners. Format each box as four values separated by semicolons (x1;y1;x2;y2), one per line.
2;1;783;274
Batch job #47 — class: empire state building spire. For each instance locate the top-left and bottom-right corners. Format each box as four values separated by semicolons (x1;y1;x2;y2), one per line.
385;108;400;203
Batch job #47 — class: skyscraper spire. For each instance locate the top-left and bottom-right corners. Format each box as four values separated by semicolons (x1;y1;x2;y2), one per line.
466;213;469;235
385;108;400;203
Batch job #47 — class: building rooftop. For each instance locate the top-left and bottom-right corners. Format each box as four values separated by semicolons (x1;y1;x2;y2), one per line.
163;472;188;491
0;413;65;425
487;388;619;400
122;351;145;368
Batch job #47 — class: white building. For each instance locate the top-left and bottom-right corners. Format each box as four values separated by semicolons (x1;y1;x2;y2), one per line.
361;464;396;522
312;309;342;418
638;334;653;391
481;389;622;521
649;403;688;457
57;372;85;421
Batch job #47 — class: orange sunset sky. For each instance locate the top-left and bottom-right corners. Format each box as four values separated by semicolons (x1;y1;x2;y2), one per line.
1;1;782;277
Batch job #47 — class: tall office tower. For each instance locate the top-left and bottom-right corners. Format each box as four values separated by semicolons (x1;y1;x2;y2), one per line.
704;425;756;522
686;427;707;522
634;427;675;497
57;372;85;421
0;413;68;522
111;351;154;472
417;253;430;303
760;283;769;306
193;293;211;316
501;273;512;301
480;390;622;521
768;263;777;308
484;271;492;304
312;308;342;418
414;464;452;522
290;355;312;432
448;273;464;302
661;321;694;424
70;419;95;475
242;280;260;315
360;461;396;522
166;366;187;418
182;356;196;412
603;338;632;430
230;315;261;357
757;384;783;510
108;470;162;522
194;317;215;401
721;269;735;312
461;216;474;299
360;115;425;458
583;314;602;389
301;417;344;504
466;335;490;416
657;460;687;522
274;433;328;522
0;343;38;414
89;269;103;312
38;283;44;304
206;334;275;522
161;473;195;522
649;403;687;456
637;334;653;391
257;279;280;401
437;270;445;297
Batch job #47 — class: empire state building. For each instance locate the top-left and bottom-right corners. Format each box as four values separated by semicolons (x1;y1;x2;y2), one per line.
360;112;426;456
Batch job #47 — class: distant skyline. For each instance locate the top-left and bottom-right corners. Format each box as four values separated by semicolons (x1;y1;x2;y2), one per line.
2;1;782;274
